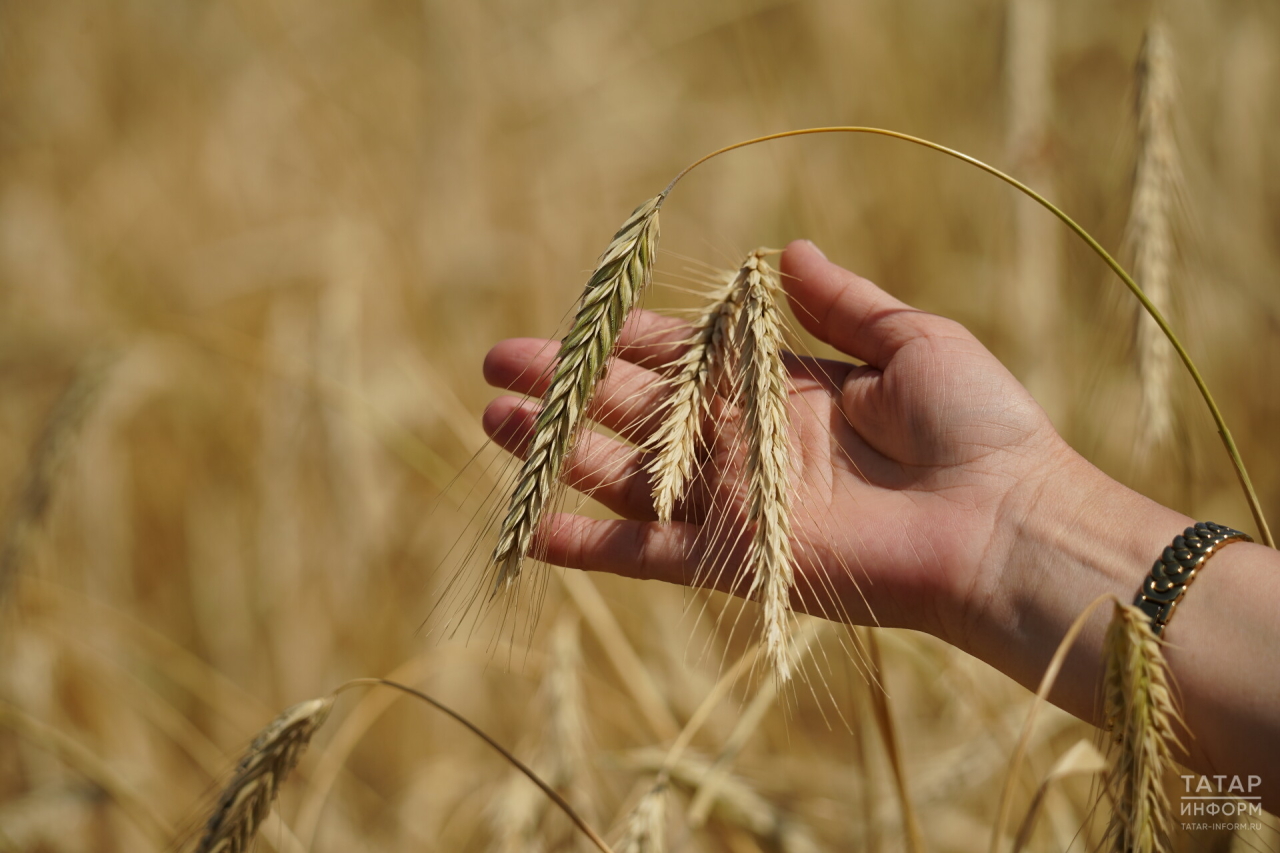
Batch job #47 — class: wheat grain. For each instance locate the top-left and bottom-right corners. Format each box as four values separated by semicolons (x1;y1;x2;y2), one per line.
646;272;742;523
1102;603;1181;853
491;196;662;591
195;697;334;853
735;250;797;681
1130;21;1180;460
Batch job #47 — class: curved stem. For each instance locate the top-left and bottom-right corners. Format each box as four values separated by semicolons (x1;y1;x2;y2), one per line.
663;127;1273;548
333;679;615;853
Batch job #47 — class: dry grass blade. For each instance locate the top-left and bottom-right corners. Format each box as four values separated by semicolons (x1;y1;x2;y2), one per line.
194;697;334;853
491;195;662;590
646;272;742;523
1129;20;1181;460
1102;603;1181;853
735;250;798;681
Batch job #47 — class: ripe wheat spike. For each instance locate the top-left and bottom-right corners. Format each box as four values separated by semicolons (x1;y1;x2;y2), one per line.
735;250;798;682
646;273;742;523
1102;603;1181;853
490;196;661;590
1130;21;1181;459
195;697;334;853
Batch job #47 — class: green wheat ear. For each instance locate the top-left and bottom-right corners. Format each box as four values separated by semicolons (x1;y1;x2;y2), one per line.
490;195;662;591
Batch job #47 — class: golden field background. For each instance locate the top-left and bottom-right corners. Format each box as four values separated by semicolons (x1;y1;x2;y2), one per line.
1;0;1278;851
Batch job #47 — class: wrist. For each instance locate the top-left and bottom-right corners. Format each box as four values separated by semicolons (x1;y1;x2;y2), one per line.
953;445;1195;718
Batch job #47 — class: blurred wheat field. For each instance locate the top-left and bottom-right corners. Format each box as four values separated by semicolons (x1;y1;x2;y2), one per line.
2;1;1279;851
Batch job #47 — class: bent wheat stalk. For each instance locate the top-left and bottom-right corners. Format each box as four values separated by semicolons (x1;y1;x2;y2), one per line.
337;678;617;853
661;127;1272;547
491;195;662;589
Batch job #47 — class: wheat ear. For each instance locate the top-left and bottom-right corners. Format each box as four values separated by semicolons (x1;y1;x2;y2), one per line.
646;273;742;523
1;352;112;602
1102;603;1182;853
627;749;823;853
736;250;797;681
490;617;591;852
617;781;667;853
1129;21;1180;460
491;196;662;589
195;697;334;853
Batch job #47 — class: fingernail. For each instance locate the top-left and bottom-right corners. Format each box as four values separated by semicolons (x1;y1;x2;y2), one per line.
804;240;827;261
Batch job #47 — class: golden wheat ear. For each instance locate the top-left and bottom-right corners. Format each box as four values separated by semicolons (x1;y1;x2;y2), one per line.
1102;602;1182;853
489;616;592;850
616;780;667;853
1129;20;1181;461
734;250;799;682
645;271;743;524
489;195;662;592
194;697;334;853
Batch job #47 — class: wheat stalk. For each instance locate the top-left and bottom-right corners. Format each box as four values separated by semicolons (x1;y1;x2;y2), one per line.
194;697;334;853
337;678;617;853
1129;20;1180;460
735;250;798;681
490;195;662;590
1102;602;1181;853
645;272;742;523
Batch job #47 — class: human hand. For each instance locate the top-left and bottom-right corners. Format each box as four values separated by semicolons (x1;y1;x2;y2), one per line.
482;239;1081;644
482;238;1280;799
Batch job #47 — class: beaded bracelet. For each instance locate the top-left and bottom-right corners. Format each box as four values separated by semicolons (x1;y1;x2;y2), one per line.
1134;521;1252;637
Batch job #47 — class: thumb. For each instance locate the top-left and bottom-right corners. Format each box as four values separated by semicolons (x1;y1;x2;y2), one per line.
780;239;932;369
